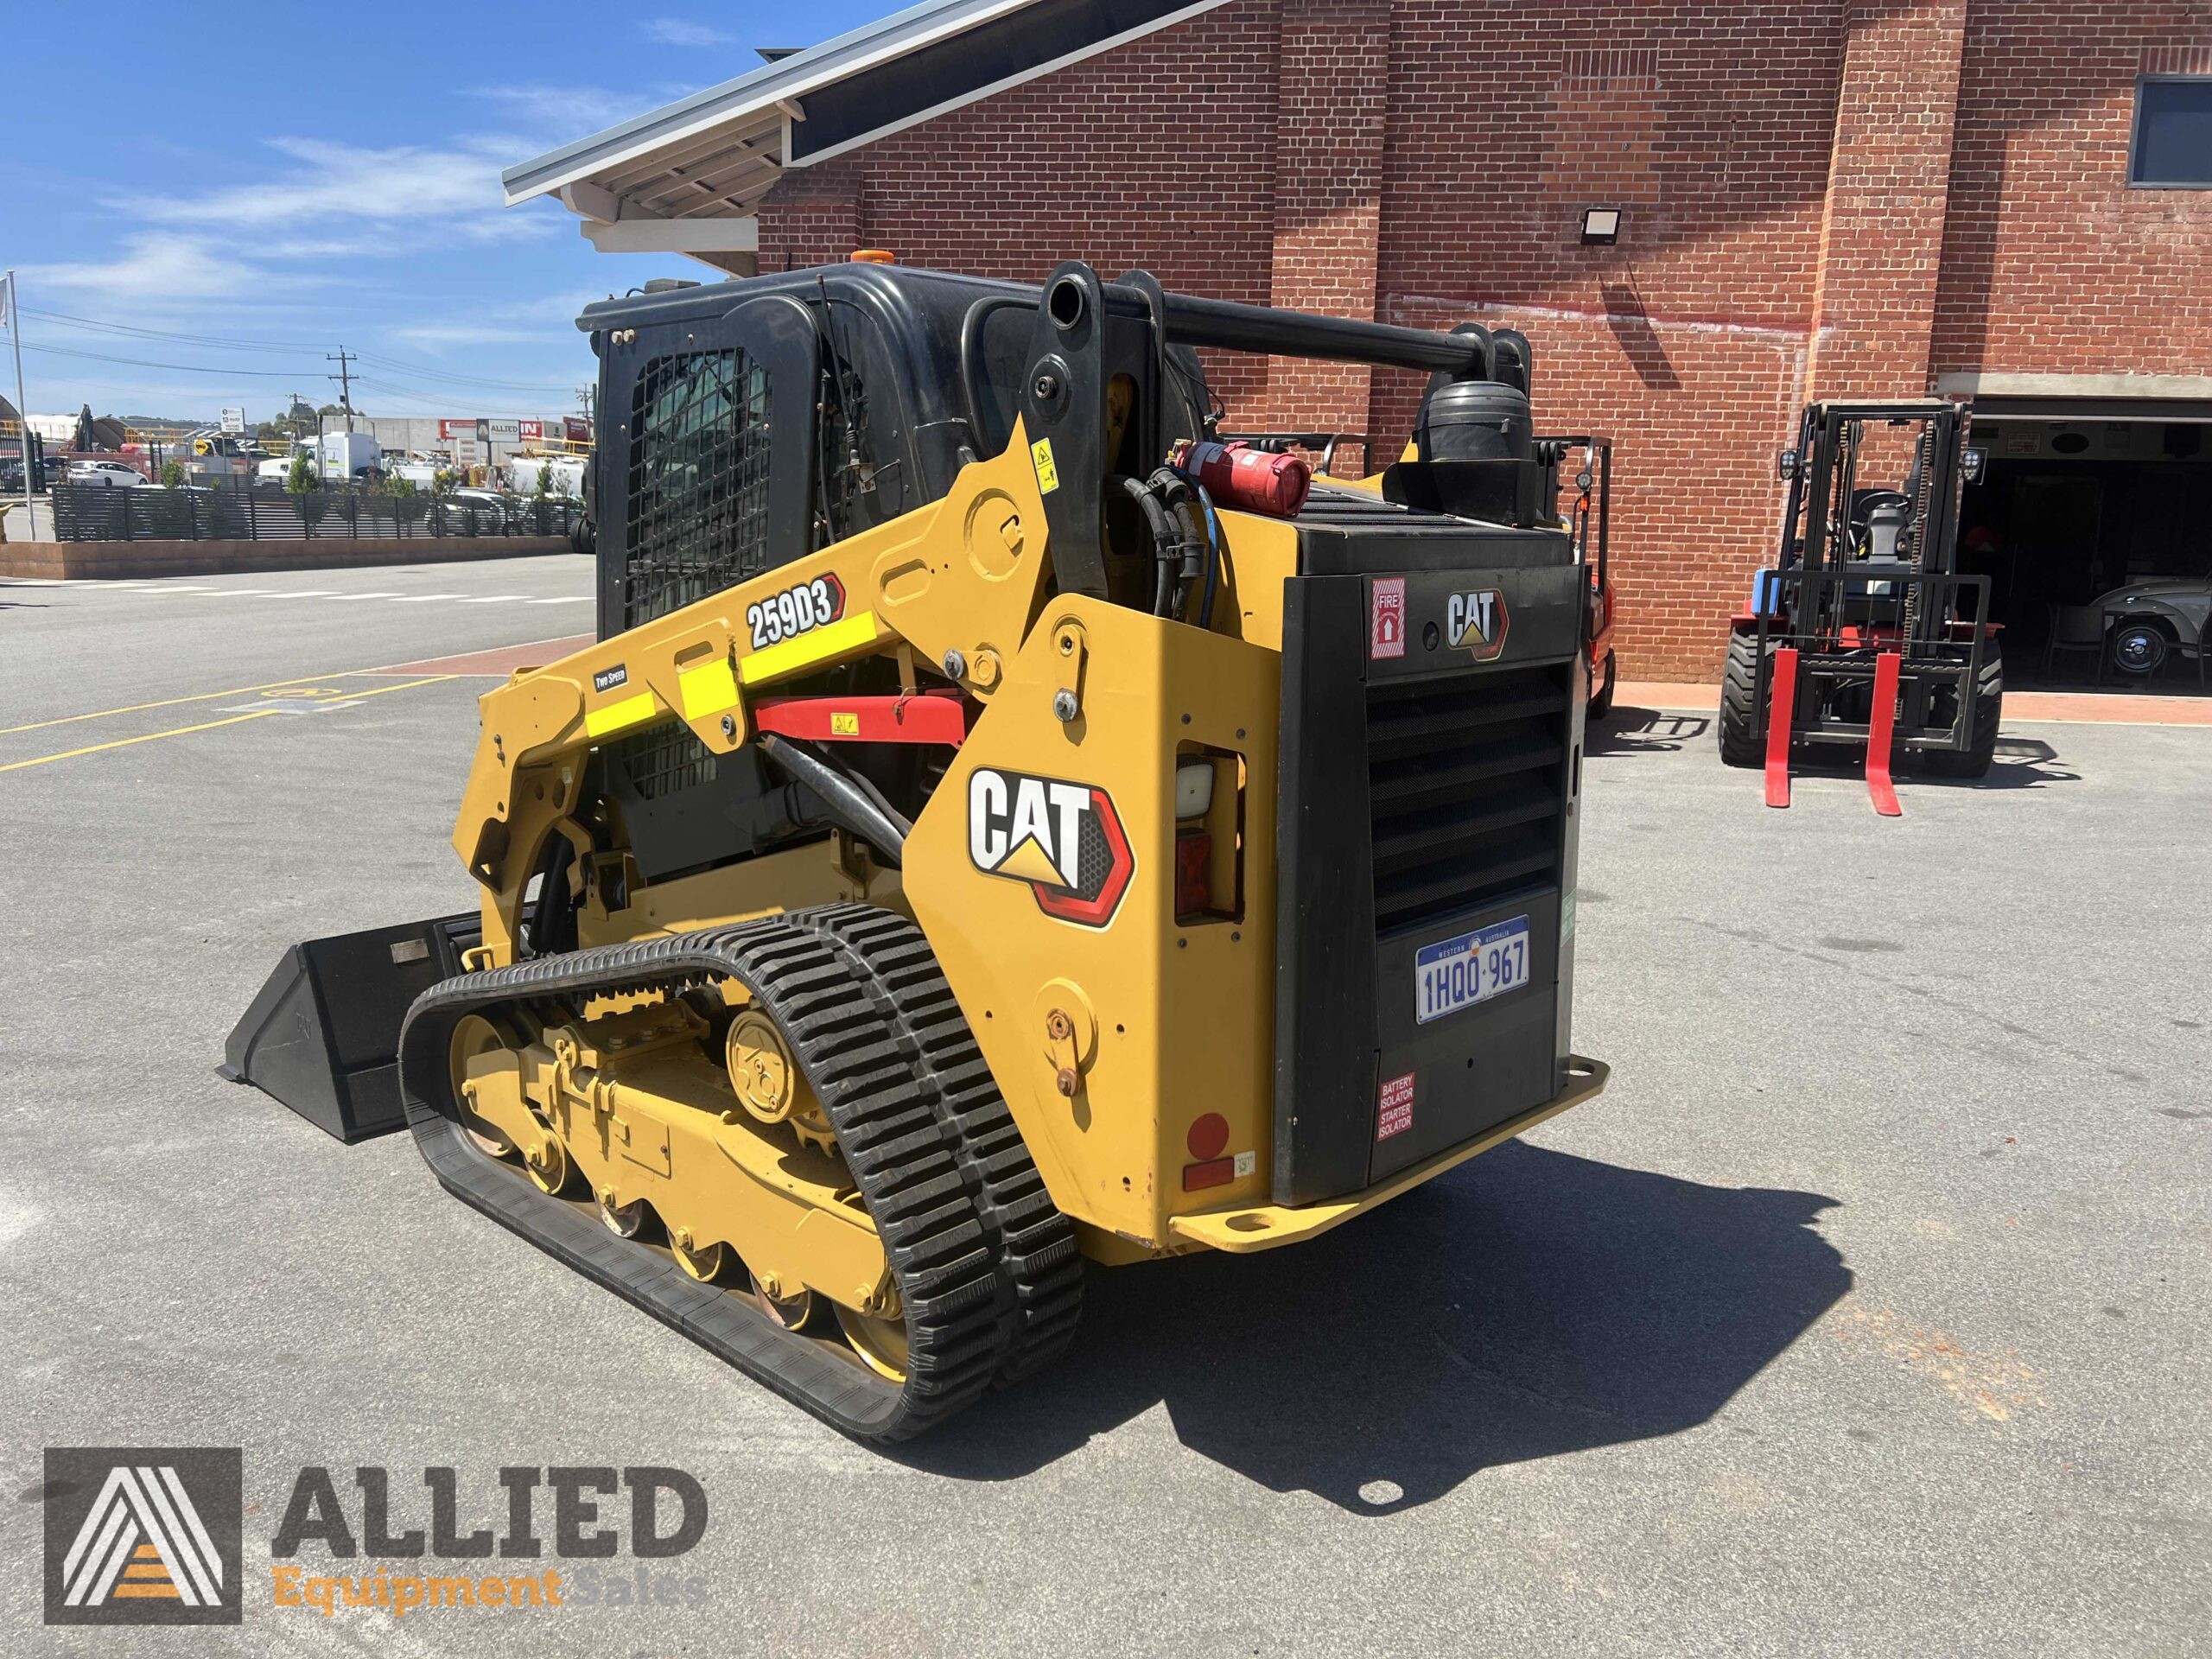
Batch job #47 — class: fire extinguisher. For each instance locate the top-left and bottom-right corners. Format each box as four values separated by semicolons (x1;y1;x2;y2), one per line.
1167;439;1312;519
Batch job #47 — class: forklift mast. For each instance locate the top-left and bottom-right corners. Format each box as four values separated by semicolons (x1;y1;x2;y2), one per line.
1773;400;1974;658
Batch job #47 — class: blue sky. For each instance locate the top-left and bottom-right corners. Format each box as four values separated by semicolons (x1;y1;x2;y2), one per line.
0;3;887;423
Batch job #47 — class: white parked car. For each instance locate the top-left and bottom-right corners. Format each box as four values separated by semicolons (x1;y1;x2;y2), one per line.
68;460;150;488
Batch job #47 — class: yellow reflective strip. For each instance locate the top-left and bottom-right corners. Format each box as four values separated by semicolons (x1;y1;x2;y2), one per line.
739;610;885;686
584;690;657;737
678;658;741;721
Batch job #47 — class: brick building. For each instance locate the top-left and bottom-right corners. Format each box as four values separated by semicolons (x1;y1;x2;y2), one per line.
512;0;2212;680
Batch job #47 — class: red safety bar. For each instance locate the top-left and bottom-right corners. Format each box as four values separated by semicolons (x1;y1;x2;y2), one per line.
749;690;971;746
1764;646;1798;809
1865;650;1902;817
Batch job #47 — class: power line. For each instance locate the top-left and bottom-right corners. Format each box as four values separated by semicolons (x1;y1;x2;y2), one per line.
18;306;324;353
349;350;575;395
16;341;314;377
17;304;580;397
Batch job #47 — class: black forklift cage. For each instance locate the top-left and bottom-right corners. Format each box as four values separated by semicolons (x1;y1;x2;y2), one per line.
1750;400;1987;753
1538;434;1611;598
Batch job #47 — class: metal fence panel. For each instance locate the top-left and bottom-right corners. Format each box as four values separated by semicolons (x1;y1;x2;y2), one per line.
48;480;576;543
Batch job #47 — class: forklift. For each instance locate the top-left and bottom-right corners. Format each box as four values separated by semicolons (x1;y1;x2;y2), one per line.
1719;401;1999;812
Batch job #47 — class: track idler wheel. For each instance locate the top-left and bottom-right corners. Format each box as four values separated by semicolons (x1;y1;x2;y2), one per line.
450;1013;518;1158
836;1295;909;1382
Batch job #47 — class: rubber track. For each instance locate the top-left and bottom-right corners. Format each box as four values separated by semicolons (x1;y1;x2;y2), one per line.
395;907;1077;1440
787;906;1084;1385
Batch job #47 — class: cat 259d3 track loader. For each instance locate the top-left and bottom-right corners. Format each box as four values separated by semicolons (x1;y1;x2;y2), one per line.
226;259;1608;1440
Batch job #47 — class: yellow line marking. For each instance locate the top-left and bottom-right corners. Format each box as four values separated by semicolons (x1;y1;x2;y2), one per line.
0;636;583;735
0;670;359;734
0;675;455;772
0;709;281;771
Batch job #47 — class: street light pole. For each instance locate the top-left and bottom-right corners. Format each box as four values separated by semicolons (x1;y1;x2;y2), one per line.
4;270;31;527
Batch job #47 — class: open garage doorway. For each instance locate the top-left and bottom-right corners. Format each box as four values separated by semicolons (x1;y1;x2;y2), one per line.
1958;404;2212;693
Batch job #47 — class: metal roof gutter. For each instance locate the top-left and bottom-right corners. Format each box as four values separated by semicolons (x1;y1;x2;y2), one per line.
500;0;1036;206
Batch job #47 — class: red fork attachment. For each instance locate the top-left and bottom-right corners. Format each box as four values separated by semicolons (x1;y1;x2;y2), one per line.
1865;650;1902;817
1764;646;1798;809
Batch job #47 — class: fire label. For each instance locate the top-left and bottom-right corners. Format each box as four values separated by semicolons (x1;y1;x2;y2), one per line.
1370;577;1407;659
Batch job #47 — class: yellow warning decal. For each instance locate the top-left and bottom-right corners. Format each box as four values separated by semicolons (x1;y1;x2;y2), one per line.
830;711;860;736
584;690;657;739
678;657;741;721
1031;437;1059;495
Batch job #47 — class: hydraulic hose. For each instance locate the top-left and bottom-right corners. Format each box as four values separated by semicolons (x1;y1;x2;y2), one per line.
1117;474;1182;618
757;734;912;865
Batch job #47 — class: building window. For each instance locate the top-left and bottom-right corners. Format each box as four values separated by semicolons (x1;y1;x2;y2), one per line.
2130;78;2212;187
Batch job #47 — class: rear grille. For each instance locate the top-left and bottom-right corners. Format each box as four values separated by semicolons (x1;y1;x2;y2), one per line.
1366;664;1570;935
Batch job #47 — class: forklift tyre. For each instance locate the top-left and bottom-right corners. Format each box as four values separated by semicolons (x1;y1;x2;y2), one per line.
1920;645;2003;779
1718;631;1765;768
1589;649;1617;719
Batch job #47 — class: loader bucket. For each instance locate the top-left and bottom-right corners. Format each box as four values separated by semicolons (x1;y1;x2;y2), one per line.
219;912;480;1143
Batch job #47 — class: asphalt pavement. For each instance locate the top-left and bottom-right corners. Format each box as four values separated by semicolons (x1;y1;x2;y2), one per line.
2;561;2206;1655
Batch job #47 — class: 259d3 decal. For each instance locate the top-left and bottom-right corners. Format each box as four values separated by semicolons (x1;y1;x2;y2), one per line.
968;768;1134;926
745;574;845;651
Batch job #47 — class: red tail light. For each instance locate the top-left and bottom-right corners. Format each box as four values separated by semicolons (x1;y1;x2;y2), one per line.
1174;830;1211;915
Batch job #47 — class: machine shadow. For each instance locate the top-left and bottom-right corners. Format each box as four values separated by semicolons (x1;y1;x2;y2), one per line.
896;1143;1849;1511
1586;707;1713;756
1912;736;2077;791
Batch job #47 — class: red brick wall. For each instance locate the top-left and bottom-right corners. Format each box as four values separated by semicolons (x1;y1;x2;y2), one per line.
758;0;2212;680
1263;0;1389;470
1805;0;1969;397
1935;9;2212;379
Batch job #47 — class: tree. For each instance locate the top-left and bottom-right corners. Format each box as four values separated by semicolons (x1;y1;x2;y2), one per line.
378;473;423;534
535;462;554;498
157;459;186;488
287;450;328;537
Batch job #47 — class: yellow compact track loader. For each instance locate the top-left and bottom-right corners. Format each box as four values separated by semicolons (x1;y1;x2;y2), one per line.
225;260;1608;1440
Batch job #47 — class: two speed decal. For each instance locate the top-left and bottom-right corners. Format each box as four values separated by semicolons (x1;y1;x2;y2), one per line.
968;768;1135;927
747;574;846;651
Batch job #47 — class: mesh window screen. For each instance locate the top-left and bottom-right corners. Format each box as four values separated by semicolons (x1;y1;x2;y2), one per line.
624;350;773;628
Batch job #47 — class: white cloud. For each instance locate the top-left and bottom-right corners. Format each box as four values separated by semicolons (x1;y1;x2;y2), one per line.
466;82;653;136
640;16;735;48
123;136;512;232
388;289;606;352
22;233;278;304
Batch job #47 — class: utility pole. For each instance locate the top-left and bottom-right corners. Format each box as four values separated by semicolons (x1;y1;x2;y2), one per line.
3;270;32;525
327;347;358;432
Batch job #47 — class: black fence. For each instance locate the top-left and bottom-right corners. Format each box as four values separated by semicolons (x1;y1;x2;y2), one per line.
49;480;580;543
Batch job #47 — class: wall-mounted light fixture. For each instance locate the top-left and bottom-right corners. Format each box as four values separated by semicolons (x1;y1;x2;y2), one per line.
1580;207;1622;245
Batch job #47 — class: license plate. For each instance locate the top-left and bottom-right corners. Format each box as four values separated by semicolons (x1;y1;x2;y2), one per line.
1414;916;1532;1025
